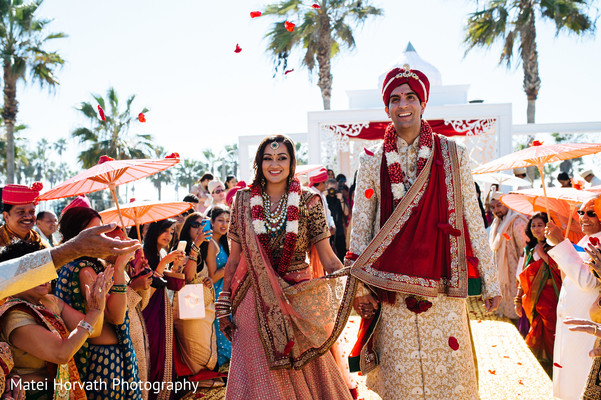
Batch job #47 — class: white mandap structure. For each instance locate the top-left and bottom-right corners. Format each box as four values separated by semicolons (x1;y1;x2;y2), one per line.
238;43;600;182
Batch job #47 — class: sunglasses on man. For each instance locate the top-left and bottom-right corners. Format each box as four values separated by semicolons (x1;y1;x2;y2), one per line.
577;210;597;217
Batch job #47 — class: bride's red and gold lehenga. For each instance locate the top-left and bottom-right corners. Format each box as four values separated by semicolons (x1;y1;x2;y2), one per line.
224;183;356;400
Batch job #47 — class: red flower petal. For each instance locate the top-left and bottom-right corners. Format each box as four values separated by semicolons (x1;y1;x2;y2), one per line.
448;336;459;351
283;340;295;355
97;105;106;121
531;140;544;146
284;69;294;75
250;11;262;18
488;369;496;375
284;21;295;32
502;233;510;240
364;188;374;199
518;379;524;385
311;3;321;8
234;43;242;53
98;155;114;164
364;147;374;156
503;355;510;358
590;237;600;246
138;112;146;123
517;362;523;365
574;181;585;190
554;363;563;368
165;152;179;159
477;320;482;323
491;345;497;347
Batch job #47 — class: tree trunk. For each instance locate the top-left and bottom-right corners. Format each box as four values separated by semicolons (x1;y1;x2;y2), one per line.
520;5;540;124
157;183;162;201
316;15;332;110
2;61;18;184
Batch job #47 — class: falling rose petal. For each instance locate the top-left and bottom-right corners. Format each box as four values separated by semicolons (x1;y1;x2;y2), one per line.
503;356;510;358
491;345;497;347
250;11;262;18
574;181;585;190
284;69;294;75
531;140;544;146
284;21;295;32
554;363;563;368
477;320;482;323
311;3;321;8
590;237;600;246
138;112;146;123
283;340;295;356
365;188;374;199
448;337;459;351
234;43;242;53
517;362;523;365
97;105;106;121
502;233;510;241
488;369;496;375
364;147;374;156
518;380;524;385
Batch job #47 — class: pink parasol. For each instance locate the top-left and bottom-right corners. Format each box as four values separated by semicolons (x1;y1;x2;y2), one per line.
501;187;599;241
99;200;193;240
473;142;601;216
38;154;180;226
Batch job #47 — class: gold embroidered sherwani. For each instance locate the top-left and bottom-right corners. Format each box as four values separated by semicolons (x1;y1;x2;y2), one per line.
0;249;56;299
348;135;501;399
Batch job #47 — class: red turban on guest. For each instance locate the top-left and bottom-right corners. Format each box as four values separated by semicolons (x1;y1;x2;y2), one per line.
382;64;430;106
61;195;92;216
308;168;328;186
1;182;43;205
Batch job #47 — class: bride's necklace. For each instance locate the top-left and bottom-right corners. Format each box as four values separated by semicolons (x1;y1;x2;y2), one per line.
261;191;288;234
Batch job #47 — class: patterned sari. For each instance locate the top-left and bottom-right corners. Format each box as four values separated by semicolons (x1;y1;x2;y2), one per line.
518;246;561;362
54;258;142;400
0;298;86;400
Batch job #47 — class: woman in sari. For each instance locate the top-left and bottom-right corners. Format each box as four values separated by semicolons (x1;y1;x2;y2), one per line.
172;213;216;378
142;220;185;400
217;135;356;400
54;206;143;400
515;212;562;373
0;240;112;400
200;205;232;367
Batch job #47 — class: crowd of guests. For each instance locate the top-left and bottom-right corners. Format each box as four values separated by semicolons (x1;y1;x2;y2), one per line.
483;168;601;399
0;181;237;399
0;165;358;399
1;156;601;399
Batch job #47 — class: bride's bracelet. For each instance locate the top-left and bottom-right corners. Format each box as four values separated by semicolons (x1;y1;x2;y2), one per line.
215;291;232;319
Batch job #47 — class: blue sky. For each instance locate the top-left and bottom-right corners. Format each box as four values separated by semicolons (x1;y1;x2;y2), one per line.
16;0;601;168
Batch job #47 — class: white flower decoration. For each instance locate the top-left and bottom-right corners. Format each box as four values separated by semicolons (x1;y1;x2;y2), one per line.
418;145;432;160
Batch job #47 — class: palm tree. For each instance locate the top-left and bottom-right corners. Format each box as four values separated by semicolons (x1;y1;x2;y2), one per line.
176;159;205;193
262;0;382;110
0;0;66;183
148;146;174;200
72;87;156;167
201;149;217;175
219;144;239;179
53;137;67;157
464;0;595;123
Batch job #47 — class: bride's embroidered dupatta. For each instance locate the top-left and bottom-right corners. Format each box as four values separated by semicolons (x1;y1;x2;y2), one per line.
229;190;357;370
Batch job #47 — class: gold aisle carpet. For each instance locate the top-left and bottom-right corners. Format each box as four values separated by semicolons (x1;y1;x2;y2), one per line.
182;298;554;399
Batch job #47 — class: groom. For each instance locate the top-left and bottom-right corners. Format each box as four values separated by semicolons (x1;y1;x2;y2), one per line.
345;64;501;399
